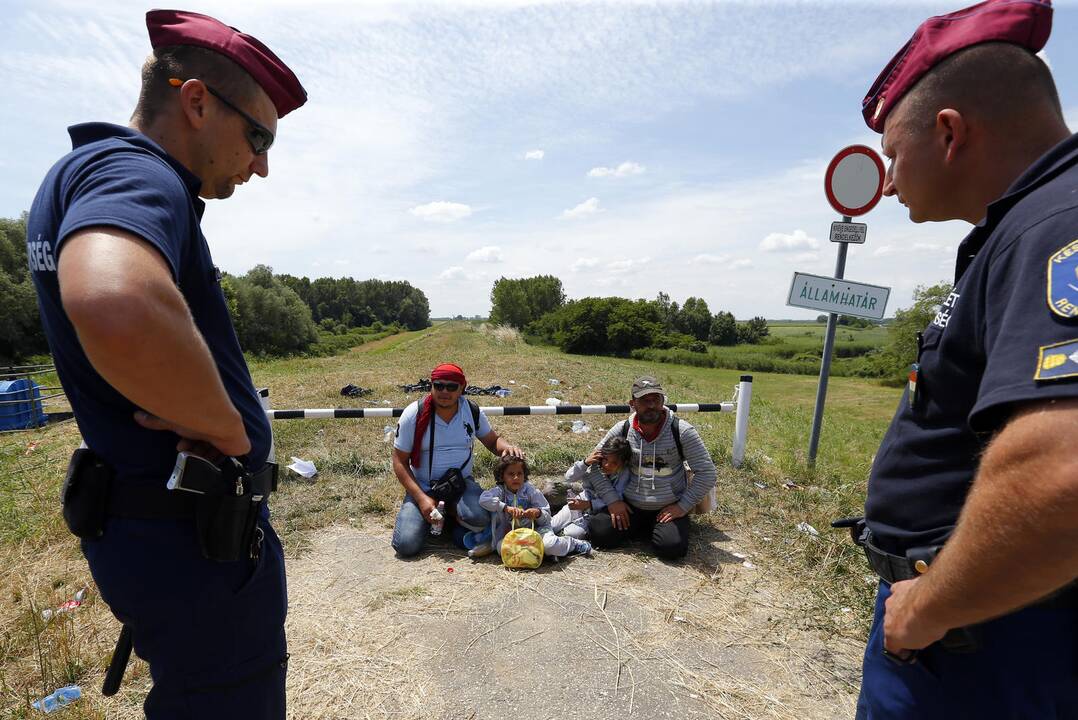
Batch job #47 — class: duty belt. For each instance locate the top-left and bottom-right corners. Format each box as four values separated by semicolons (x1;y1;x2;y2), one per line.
108;462;278;520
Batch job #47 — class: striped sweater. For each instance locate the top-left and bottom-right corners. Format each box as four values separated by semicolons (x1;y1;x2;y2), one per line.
589;411;717;511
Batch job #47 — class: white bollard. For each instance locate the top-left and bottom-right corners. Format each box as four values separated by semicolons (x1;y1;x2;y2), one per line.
731;375;753;468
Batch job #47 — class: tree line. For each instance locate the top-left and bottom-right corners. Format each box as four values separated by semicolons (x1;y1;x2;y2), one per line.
488;276;768;356
0;214;431;362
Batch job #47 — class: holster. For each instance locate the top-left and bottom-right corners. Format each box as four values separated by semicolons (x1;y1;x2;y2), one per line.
60;448;113;540
188;460;277;562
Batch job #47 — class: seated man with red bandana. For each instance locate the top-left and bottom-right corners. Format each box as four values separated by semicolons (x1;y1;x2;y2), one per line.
390;363;524;557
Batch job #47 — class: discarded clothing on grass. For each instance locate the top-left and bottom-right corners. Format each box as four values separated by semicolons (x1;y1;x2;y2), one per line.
340;384;373;398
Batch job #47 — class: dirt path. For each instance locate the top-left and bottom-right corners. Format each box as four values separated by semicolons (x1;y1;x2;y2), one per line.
284;521;864;720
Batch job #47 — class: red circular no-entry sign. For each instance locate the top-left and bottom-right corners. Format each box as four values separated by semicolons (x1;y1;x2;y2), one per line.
824;145;885;217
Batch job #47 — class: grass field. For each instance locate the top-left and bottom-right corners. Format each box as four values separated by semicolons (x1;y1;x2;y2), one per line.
0;320;900;717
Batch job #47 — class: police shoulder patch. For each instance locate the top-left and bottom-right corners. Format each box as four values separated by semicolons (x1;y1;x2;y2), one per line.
1035;339;1078;381
1047;239;1078;318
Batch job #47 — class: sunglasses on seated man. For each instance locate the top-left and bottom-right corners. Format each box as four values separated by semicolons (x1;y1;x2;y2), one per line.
432;382;460;392
168;78;275;155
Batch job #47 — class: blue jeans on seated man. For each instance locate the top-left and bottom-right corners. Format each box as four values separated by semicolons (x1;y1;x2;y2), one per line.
856;580;1078;720
391;478;488;557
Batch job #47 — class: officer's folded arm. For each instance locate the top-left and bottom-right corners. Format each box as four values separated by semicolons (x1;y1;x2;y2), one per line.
58;226;249;457
884;397;1078;651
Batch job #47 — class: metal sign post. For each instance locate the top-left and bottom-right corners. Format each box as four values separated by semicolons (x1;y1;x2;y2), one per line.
803;145;886;466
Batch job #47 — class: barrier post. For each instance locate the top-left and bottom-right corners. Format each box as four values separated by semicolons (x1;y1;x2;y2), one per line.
732;375;753;468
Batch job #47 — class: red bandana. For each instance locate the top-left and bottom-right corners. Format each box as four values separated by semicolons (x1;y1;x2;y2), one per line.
632;408;666;443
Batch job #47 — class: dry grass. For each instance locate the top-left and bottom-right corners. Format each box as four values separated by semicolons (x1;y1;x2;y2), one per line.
0;320;896;716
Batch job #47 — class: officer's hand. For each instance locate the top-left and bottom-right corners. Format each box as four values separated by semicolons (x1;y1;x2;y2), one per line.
883;578;948;658
500;445;525;459
657;503;687;523
417;494;438;522
607;500;632;530
134;411;251;457
585;449;604;466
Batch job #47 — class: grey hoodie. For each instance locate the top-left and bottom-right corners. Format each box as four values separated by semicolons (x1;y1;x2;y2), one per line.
588;411;717;512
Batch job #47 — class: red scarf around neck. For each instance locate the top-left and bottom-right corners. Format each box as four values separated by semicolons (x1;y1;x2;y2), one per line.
632;409;666;443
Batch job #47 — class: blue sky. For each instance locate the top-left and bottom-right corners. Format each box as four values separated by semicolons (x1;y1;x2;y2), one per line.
2;0;1076;319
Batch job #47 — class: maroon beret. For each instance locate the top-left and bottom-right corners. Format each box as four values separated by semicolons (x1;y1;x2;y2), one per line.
146;9;307;118
862;0;1052;132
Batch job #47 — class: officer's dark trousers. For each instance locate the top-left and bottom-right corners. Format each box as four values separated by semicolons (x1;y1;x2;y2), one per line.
82;515;288;719
589;506;690;559
856;581;1078;719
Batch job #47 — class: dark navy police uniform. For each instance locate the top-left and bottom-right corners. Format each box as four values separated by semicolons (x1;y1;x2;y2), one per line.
858;133;1078;719
27;123;287;718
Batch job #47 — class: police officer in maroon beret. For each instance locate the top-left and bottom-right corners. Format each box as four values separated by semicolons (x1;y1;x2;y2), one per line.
26;9;306;719
850;0;1078;717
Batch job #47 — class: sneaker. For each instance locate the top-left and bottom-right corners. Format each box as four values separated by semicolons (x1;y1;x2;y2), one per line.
467;541;494;559
566;539;592;557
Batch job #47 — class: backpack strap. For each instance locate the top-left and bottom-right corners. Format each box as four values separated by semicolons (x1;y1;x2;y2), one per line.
671;415;684;463
468;399;481;431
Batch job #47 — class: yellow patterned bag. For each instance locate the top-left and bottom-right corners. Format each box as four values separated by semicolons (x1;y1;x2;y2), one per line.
500;517;544;569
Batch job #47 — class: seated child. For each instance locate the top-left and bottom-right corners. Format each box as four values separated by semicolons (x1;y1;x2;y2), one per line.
479;456;592;560
551;436;632;540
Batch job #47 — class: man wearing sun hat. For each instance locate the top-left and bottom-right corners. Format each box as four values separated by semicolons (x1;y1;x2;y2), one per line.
391;362;525;557
26;9;306;718
849;1;1078;716
587;375;717;560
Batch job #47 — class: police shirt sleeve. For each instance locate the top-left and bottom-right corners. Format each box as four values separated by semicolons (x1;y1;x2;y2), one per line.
970;208;1078;432
393;402;420;454
56;151;190;280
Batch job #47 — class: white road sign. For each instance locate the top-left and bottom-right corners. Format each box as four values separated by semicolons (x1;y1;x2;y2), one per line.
829;221;867;244
787;272;890;320
824;145;885;217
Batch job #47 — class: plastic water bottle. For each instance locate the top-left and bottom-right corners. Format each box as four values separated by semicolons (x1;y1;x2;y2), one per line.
32;685;81;713
429;501;445;535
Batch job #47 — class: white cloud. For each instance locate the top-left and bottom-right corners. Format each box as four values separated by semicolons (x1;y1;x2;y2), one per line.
760;229;819;252
730;258;753;269
692;253;728;265
524;149;545;160
793;252;818;263
607;257;651;275
560;197;603;220
571;257;600;272
438;266;467;281
588;161;646;178
466;245;504;263
409;201;473;223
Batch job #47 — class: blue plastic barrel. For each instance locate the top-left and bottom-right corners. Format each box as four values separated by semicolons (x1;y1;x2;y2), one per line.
0;379;45;430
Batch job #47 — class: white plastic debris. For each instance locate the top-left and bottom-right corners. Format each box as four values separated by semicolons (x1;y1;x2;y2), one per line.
287;457;318;479
548;378;560;385
796;521;820;537
731;552;747;559
509;380;516;385
673;615;687;623
753;482;767;490
571;420;590;433
742;561;756;569
545;398;561;406
383;425;395;443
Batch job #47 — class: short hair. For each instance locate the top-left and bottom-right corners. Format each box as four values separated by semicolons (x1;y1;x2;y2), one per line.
131;45;261;126
494;456;529;485
899;42;1062;134
600;436;632;467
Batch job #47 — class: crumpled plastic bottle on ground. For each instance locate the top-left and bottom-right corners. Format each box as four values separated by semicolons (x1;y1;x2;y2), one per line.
571;420;590;434
32;685;81;714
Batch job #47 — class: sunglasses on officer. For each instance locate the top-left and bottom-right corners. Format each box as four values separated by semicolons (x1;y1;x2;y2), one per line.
432;381;460;392
168;78;275;155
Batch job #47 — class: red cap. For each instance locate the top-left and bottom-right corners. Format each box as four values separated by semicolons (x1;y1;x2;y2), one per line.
146;9;307;118
862;0;1052;132
431;363;467;386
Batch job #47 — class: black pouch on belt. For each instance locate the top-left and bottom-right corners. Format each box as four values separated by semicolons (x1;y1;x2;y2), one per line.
195;490;260;562
60;448;113;540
